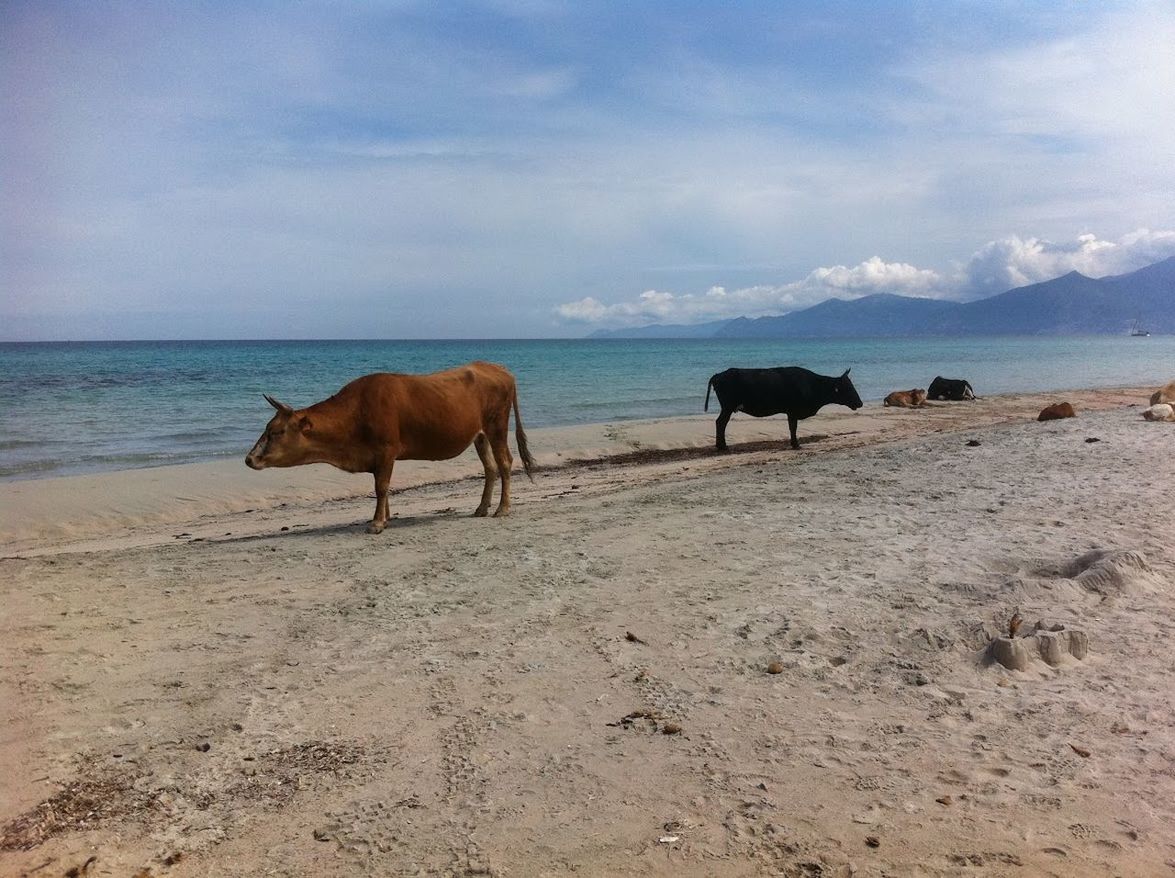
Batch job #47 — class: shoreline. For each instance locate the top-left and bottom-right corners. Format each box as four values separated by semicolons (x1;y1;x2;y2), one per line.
6;334;1175;487
0;385;1155;554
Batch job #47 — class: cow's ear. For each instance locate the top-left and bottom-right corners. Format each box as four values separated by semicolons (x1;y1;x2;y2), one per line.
298;416;313;435
264;394;293;415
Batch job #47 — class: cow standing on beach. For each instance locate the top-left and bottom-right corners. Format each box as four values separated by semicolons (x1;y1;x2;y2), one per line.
704;367;863;451
245;361;535;534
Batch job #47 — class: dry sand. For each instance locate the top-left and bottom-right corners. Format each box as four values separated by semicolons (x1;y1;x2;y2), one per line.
2;387;1174;877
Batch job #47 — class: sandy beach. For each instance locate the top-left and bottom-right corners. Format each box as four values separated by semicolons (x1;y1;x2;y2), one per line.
2;386;1174;877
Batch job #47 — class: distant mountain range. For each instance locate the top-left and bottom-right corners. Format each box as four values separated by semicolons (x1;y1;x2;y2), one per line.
589;255;1175;338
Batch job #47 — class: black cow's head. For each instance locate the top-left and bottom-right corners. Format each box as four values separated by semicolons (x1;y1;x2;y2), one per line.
835;369;864;410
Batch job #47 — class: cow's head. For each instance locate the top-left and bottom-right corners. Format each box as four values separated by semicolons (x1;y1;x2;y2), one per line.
245;395;315;469
835;369;864;410
912;388;927;405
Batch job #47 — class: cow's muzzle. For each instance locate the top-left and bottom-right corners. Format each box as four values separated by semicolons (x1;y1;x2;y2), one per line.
245;453;265;470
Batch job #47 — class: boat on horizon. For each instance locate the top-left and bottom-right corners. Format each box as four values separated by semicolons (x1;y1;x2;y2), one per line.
1130;319;1150;337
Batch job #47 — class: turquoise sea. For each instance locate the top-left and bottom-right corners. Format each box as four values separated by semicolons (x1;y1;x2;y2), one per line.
1;336;1172;481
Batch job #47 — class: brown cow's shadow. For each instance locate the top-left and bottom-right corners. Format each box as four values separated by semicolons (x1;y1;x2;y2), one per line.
563;433;830;469
300;512;458;538
219;510;457;543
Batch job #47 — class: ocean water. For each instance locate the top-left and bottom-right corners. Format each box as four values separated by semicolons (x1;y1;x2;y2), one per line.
1;336;1172;481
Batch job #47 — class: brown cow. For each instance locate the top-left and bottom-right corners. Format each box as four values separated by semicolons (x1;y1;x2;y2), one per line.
246;361;535;533
883;388;927;408
1150;380;1175;406
1037;402;1076;421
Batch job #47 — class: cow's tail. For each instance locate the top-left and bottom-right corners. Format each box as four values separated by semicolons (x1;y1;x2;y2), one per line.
512;387;536;481
704;375;715;412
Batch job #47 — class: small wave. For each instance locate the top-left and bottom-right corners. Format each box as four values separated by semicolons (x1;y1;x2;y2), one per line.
0;438;62;451
0;449;237;482
0;459;67;479
153;428;251;443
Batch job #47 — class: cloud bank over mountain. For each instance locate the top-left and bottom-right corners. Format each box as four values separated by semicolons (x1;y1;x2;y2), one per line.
555;230;1175;329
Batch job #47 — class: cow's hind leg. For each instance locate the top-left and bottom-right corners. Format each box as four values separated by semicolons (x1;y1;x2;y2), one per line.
488;420;514;517
787;414;800;449
367;462;395;534
715;408;733;452
473;432;497;517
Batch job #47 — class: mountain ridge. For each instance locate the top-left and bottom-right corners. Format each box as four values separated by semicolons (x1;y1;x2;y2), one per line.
590;256;1175;338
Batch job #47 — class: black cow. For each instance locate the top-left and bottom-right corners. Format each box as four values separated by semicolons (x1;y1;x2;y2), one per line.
927;376;975;401
704;367;863;451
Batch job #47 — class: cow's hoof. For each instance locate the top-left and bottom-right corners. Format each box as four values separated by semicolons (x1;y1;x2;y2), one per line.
715;446;729;454
473;507;489;517
366;521;385;534
492;506;511;518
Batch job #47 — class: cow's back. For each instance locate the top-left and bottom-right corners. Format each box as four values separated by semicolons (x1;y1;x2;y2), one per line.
713;366;821;416
329;363;516;460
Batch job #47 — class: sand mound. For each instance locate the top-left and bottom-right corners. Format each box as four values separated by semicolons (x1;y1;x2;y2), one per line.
1052;548;1156;594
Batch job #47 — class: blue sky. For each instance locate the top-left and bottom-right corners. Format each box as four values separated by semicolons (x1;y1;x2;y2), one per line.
3;1;1174;339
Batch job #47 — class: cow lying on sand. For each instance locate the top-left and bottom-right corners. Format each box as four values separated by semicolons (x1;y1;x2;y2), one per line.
1038;402;1076;421
928;376;976;401
704;366;863;451
246;361;535;533
883;389;927;408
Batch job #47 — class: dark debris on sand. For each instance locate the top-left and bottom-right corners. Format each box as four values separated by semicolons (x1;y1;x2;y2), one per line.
0;771;157;852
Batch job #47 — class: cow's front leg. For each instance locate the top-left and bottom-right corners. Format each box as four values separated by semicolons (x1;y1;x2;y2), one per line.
367;463;395;534
787;414;800;449
715;409;733;452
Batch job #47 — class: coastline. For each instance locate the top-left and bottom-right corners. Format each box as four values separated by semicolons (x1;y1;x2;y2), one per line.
6;333;1175;485
3;384;1173;875
0;385;1153;552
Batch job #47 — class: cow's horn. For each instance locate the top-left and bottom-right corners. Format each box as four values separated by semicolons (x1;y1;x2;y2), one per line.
264;394;293;414
841;368;851;378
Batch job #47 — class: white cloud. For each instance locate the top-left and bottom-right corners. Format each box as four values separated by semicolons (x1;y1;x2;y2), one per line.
555;230;1175;328
955;229;1175;298
803;257;941;296
555;256;947;327
894;6;1175;150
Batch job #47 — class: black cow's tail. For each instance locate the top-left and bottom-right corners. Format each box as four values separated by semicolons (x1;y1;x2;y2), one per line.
704;375;715;412
512;387;536;481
